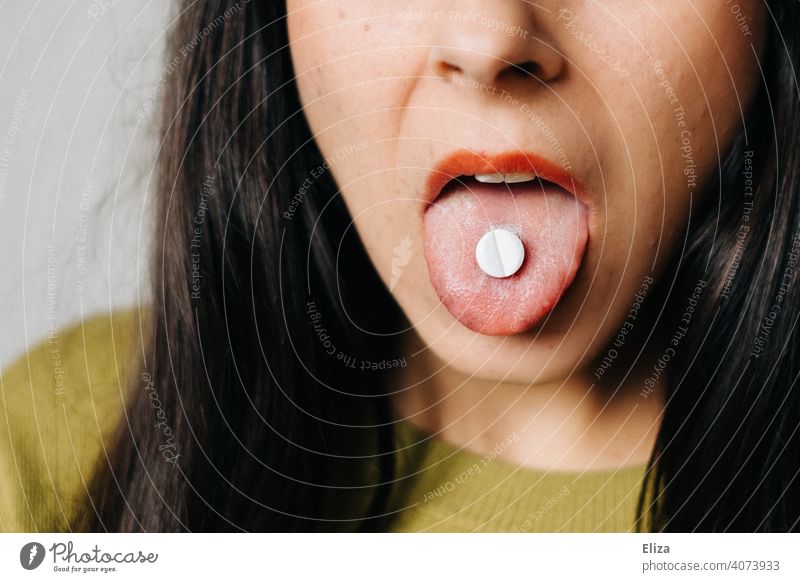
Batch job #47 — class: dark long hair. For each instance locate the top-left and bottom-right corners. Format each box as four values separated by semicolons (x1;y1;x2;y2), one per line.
83;0;402;532
643;2;800;531
83;0;800;532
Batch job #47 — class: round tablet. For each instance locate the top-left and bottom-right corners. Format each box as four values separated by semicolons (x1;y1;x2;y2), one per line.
475;228;525;278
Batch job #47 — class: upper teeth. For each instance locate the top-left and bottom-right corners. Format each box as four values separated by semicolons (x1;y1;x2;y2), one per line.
474;173;537;184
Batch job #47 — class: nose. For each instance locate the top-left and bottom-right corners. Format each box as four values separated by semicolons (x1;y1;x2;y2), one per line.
429;2;564;86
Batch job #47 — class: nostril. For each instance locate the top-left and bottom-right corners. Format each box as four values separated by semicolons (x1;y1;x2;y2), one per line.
436;58;541;84
435;61;464;79
499;60;541;81
517;60;541;77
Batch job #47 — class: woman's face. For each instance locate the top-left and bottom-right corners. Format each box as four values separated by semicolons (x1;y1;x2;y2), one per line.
287;1;766;383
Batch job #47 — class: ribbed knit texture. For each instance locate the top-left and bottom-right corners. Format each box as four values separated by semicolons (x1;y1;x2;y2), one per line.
0;309;138;532
387;421;645;532
0;309;646;532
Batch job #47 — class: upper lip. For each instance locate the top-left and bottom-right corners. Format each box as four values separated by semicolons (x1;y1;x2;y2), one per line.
424;150;588;207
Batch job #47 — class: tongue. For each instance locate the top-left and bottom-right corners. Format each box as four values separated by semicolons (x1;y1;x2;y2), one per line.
423;178;589;336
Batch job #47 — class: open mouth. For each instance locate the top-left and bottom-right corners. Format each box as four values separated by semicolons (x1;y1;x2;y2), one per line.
422;151;589;336
442;172;555;191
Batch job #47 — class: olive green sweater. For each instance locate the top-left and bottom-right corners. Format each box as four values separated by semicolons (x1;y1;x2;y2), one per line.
0;309;646;532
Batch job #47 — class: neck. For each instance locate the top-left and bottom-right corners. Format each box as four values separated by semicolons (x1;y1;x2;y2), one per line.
389;333;663;472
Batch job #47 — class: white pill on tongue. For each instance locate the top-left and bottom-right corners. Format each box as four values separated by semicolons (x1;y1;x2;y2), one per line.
475;228;525;278
423;176;589;336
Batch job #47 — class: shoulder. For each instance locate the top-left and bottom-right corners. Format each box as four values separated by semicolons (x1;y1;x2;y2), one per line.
0;308;146;532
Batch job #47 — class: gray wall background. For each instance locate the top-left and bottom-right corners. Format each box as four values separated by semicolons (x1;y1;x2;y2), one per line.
1;1;171;365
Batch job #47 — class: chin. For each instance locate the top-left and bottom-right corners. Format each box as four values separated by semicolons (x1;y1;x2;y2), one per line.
409;310;587;385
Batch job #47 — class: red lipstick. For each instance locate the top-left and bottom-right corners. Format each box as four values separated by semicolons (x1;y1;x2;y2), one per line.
421;149;590;335
425;150;587;209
